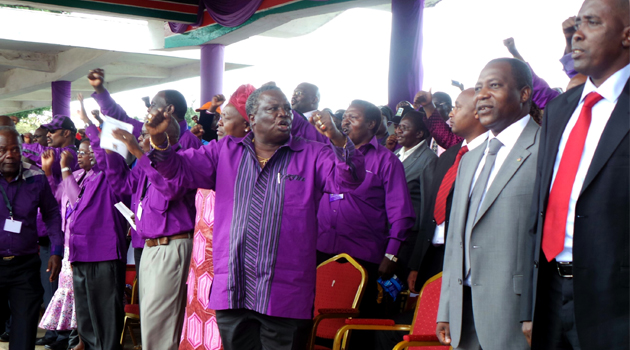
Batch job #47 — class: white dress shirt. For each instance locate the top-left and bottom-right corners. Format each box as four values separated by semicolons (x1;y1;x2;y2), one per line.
432;132;488;245
552;63;630;262
464;115;530;286
398;140;425;163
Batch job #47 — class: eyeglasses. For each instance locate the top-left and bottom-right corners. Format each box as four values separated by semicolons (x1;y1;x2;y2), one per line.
292;91;304;97
77;151;93;156
32;135;44;139
396;124;412;132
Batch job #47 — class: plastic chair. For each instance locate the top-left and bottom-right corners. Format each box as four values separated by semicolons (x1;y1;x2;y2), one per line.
308;253;368;350
120;276;140;348
331;272;450;350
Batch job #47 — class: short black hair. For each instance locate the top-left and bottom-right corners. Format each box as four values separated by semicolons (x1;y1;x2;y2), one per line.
432;92;452;106
161;90;188;121
488;58;533;91
350;100;382;134
379;106;394;122
401;111;430;141
246;85;284;117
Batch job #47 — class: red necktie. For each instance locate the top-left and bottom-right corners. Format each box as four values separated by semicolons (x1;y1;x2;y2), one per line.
542;92;603;261
434;145;469;225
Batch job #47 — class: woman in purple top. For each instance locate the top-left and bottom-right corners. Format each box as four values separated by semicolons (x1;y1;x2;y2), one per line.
39;140;95;350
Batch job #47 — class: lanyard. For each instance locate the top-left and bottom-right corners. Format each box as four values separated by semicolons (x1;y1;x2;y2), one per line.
140;177;151;201
0;181;21;220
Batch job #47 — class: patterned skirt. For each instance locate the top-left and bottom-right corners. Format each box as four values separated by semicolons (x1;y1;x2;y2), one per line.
179;189;223;350
39;246;77;331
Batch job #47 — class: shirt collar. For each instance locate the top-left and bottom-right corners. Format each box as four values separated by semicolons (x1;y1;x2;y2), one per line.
489;115;531;152
401;139;425;157
581;63;630;104
239;132;305;152
461;131;489;151
358;136;380;153
303;110;317;119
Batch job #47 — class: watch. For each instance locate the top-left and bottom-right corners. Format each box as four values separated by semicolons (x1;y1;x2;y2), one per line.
385;254;398;263
61;167;72;173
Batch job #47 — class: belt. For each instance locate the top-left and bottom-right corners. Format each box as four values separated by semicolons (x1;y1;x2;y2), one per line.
556;261;573;278
145;232;192;248
2;256;14;261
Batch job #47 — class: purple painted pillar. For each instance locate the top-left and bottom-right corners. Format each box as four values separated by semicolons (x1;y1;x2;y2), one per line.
388;0;424;111
200;44;225;104
51;81;71;117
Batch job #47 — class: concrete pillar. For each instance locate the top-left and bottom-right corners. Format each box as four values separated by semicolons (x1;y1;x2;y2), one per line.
388;0;424;110
200;44;225;104
51;81;71;117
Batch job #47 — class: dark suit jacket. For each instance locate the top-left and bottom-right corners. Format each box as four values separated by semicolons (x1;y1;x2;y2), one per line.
394;141;437;265
523;80;629;350
407;142;461;273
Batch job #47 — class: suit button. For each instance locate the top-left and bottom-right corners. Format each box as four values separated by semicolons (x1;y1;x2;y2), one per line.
473;245;479;249
458;278;462;285
540;211;544;217
459;242;463;248
534;260;539;268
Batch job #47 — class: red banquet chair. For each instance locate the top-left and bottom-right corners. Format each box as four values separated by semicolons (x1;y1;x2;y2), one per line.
308;253;368;350
331;272;451;350
120;274;140;348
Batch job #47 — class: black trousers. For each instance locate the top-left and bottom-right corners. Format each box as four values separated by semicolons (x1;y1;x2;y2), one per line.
532;270;580;350
216;309;311;350
0;254;43;350
73;260;126;350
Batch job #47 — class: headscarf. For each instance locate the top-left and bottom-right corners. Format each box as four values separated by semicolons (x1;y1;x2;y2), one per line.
228;84;256;122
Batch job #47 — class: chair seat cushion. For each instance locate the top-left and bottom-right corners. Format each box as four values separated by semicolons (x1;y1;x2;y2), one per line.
345;318;396;326
403;334;440;342
124;304;139;316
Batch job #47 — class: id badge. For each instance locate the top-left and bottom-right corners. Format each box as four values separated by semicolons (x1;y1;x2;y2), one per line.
4;218;22;234
136;202;143;221
329;194;344;202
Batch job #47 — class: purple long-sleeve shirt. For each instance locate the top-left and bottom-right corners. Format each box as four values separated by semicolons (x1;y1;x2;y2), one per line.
291;110;328;143
0;162;63;257
22;143;78;184
148;132;365;320
55;127;128;263
91;89;202;150
102;147;196;241
317;136;415;264
528;63;561;109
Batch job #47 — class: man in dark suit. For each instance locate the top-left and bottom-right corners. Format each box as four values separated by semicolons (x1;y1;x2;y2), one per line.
522;0;630;349
407;88;488;292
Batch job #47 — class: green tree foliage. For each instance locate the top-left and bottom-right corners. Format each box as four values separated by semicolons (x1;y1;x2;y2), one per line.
12;107;53;135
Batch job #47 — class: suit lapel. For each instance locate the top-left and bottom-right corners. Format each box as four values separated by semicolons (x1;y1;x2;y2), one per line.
402;142;428;168
457;141;487;241
474;118;539;227
581;80;630;194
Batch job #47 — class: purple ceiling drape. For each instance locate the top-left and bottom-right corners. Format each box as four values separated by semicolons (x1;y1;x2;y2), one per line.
169;0;265;33
51;81;71;118
388;0;424;111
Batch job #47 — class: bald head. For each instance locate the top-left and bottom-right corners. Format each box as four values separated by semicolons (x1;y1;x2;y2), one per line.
451;88;487;142
0;116;15;127
291;83;320;114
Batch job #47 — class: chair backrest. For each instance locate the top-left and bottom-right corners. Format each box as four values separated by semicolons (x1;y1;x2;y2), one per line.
409;272;449;350
314;253;367;339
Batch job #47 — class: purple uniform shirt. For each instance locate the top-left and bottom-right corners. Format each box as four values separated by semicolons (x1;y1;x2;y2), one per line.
91;89;202;150
317;136;415;264
53;127;129;263
0;162;63;257
528;63;561;109
148;132;365;320
291;110;328;143
102;145;196;241
22;143;78;184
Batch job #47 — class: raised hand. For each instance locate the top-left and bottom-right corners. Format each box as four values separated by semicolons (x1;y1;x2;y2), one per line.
41;149;55;176
191;124;204;140
413;89;433;110
77;93;93;126
210;94;226;113
503;37;524;61
145;108;172;147
310;110;346;147
562;16;577;38
60;150;74;169
87;68;106;94
112;129;144;159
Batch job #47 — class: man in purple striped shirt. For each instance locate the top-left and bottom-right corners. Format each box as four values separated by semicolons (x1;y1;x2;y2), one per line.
144;85;366;350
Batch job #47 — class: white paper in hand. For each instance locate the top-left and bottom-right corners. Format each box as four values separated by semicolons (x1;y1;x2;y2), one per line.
100;116;135;159
114;202;137;231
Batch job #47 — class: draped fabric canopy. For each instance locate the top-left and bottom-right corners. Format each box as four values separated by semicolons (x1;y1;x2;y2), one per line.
169;0;265;32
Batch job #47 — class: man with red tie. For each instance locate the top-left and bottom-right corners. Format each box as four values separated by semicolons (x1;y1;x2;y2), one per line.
407;88;488;293
522;0;630;349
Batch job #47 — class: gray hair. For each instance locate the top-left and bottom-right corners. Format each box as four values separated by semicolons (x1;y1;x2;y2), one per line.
0;126;22;149
245;85;284;117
